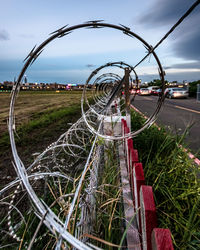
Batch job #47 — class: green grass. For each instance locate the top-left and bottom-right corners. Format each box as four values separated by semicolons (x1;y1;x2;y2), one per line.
0;177;75;249
131;110;200;249
2;92;199;248
94;141;124;249
0;104;81;154
0;102;84;191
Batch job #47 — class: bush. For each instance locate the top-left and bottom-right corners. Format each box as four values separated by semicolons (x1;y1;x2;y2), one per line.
131;110;200;249
189;80;200;97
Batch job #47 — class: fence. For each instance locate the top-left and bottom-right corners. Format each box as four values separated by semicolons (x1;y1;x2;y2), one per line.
121;118;174;250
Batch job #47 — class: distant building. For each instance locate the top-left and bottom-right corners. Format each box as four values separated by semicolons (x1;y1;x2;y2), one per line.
1;81;84;91
24;75;28;84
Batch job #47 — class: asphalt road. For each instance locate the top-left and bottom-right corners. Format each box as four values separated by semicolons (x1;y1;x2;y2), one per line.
131;95;200;154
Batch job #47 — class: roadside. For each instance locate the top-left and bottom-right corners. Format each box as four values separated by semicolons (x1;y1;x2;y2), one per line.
130;109;200;249
131;104;200;167
131;95;200;157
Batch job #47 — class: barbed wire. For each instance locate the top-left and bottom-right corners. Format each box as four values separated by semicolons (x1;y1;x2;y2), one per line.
1;1;199;248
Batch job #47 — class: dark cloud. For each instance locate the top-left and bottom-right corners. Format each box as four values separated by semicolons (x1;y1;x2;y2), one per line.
139;0;196;26
0;29;10;40
173;17;200;61
163;66;171;70
139;0;200;61
86;64;96;68
140;71;200;82
164;61;200;70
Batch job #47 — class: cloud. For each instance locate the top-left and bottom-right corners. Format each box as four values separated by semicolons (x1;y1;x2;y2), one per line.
19;34;34;39
139;0;200;61
86;64;96;68
139;0;195;26
173;18;200;61
0;29;10;40
140;71;200;83
164;61;200;70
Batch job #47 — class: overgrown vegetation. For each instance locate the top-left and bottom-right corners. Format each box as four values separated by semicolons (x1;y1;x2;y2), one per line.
1;90;199;249
94;141;124;249
0;91;89;189
189;80;200;97
0;172;78;249
131;110;200;249
0;90;125;249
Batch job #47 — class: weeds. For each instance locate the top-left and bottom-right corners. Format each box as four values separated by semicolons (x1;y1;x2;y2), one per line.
95;141;124;249
131;110;200;249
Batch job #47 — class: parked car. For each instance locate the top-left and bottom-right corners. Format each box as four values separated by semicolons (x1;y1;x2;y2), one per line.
147;86;160;95
130;88;140;95
166;88;188;99
154;89;162;96
139;88;151;95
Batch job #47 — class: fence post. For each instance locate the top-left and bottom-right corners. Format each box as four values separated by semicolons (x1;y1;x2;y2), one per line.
124;67;131;128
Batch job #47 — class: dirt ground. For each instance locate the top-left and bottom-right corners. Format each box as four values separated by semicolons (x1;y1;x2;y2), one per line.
0;90;85;188
0;91;83;135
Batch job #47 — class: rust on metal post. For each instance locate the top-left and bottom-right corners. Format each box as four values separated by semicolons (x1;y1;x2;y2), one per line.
124;67;131;128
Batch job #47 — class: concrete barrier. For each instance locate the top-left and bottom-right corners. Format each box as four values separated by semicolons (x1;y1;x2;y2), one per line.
121;118;174;250
132;163;145;230
140;185;157;250
151;228;174;250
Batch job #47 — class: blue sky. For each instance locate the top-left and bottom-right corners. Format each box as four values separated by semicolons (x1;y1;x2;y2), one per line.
0;0;200;83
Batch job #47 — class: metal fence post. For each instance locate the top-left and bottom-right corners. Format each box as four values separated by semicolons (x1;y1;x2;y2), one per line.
124;67;131;128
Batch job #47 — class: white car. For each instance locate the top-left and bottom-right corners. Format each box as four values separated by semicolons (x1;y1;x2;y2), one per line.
166;88;188;99
139;88;151;95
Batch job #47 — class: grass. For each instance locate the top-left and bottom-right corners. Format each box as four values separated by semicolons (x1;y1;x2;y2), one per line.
0;136;123;249
93;141;124;249
1;90;199;248
0;104;82;173
0;90;96;249
0;90;90;189
131;110;200;249
0;90;84;135
0;176;75;249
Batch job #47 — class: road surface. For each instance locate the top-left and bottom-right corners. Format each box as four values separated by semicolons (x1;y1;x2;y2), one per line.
131;95;200;154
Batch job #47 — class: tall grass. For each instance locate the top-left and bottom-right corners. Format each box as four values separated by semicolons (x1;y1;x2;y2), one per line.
94;141;124;249
131;110;200;249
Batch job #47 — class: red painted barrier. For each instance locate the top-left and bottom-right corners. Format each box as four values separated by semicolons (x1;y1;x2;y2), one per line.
140;185;157;250
125;126;130;135
132;163;145;230
127;144;133;177
130;147;139;163
132;163;145;206
129;147;139;190
151;228;174;250
121;118;127;136
121;118;173;249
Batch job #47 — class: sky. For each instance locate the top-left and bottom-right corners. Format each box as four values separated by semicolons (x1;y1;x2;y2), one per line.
0;0;200;84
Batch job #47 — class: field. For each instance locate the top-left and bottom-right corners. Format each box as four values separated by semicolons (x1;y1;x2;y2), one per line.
0;90;86;187
0;91;84;135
